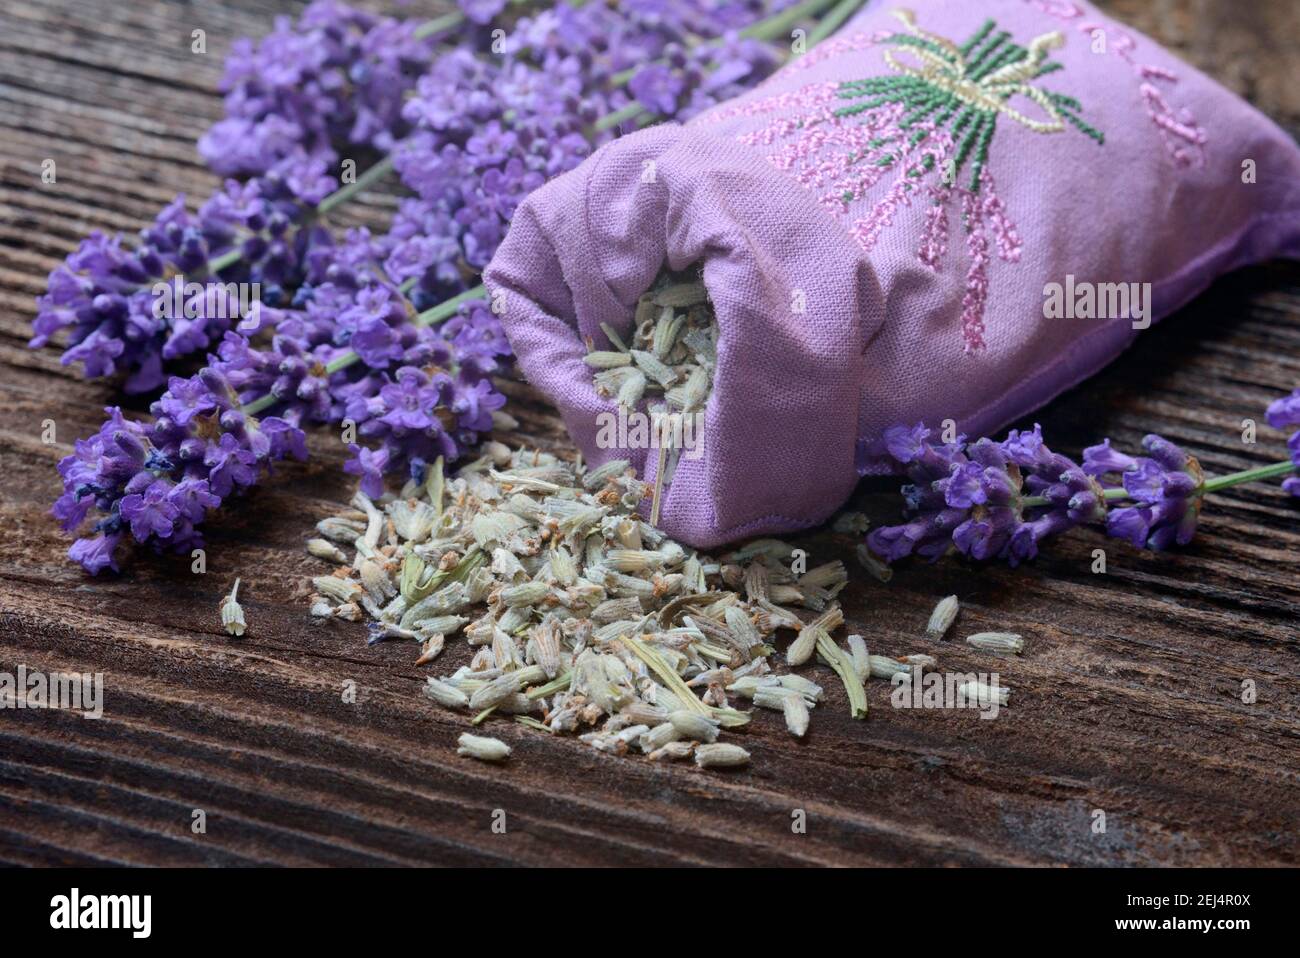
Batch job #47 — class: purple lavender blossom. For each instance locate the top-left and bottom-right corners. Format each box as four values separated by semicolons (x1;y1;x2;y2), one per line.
198;0;438;190
868;423;1215;564
630;64;685;116
1266;387;1300;496
460;0;508;25
390;1;786;302
344;444;391;499
37;1;442;391
30;182;334;391
866;423;1102;566
54;393;306;574
1087;434;1204;550
59;271;511;574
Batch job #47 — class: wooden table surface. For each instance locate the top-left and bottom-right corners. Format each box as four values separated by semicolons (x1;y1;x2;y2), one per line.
1;0;1297;867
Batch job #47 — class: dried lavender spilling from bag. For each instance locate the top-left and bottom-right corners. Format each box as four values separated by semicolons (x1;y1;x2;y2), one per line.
484;0;1300;550
305;448;955;768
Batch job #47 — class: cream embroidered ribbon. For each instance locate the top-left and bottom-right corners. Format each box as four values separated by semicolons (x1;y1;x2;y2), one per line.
882;8;1068;134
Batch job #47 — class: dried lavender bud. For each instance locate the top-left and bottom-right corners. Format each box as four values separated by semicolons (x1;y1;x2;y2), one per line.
752;686;799;711
694;743;750;769
220;578;246;637
965;632;1025;655
782;693;810;738
424;678;469;709
456;733;511;762
855;543;894;583
958;680;1009;707
778;674;824;702
832;512;871;536
785;624;825;668
307;538;349;563
926;595;960;639
648;740;695;762
668;710;720;743
640;722;682;753
846;635;870;682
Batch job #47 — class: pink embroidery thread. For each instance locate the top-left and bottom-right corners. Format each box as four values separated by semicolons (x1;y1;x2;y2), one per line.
1024;0;1207;167
960;189;991;351
916;183;952;271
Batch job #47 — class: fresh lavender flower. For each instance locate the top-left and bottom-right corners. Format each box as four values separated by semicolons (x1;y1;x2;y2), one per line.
54;390;305;575
390;1;788;301
865;423;1100;566
30;180;336;392
460;0;509;25
1266;388;1300;496
867;422;1238;564
630;63;686;116
198;0;440;190
60;270;507;575
635;32;780;121
1086;434;1203;550
35;0;448;391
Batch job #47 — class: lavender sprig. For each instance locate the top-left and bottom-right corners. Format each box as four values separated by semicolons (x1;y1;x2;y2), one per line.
31;0;464;392
866;396;1300;566
197;0;454;186
29;183;328;393
55;280;501;574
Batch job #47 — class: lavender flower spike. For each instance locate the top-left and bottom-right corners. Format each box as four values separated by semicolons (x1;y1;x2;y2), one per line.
1087;434;1204;551
866;423;1100;567
1266;387;1300;496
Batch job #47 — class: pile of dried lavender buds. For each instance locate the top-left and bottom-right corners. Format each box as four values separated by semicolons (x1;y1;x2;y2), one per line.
584;272;716;522
304;447;941;769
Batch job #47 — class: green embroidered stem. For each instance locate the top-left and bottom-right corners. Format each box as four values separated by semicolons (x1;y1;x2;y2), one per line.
959;19;996;57
968;113;995;190
832;14;1104;195
951;109;989;182
966;30;1011;74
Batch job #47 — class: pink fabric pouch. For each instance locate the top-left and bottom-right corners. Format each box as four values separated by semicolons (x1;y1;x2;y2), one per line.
484;0;1300;549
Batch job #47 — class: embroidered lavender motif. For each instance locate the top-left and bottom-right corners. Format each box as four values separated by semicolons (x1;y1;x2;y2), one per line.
707;10;1105;352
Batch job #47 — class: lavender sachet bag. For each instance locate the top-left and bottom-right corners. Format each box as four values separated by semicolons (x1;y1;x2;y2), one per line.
484;0;1300;549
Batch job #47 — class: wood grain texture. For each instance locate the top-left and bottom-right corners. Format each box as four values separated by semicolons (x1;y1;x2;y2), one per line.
1;0;1297;867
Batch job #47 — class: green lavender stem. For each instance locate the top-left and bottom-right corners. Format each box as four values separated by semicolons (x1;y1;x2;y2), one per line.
592;101;645;133
807;0;865;46
316;154;396;215
1019;460;1297;509
1201;460;1296;493
746;0;846;42
412;10;465;40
